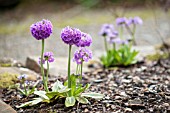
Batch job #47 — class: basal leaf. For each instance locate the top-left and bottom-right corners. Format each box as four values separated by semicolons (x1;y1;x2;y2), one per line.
34;91;49;100
81;92;104;99
65;96;76;107
76;96;89;104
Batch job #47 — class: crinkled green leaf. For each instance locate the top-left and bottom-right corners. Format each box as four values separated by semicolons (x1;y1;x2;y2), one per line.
81;92;104;99
74;84;90;96
65;96;76;107
52;80;65;92
34;91;49;100
76;96;89;104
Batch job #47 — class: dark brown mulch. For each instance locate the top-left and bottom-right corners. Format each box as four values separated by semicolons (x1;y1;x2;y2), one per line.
0;59;170;113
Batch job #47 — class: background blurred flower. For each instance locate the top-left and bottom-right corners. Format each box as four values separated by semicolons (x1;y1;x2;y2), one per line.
38;52;54;64
76;32;92;47
61;26;82;45
18;74;28;80
73;48;92;64
44;52;55;63
116;17;127;26
126;17;143;25
99;24;114;36
30;19;53;40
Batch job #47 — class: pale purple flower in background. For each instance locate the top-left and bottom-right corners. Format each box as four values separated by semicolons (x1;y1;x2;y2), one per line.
76;32;92;47
126;17;143;25
18;74;28;80
38;58;45;64
38;52;55;64
116;17;127;26
30;19;53;40
73;48;92;64
99;24;114;36
61;26;82;45
44;52;55;63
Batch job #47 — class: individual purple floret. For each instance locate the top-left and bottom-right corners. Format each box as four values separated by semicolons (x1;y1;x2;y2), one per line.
30;19;53;40
18;74;28;80
99;24;114;36
116;17;127;26
76;32;92;47
126;17;143;25
61;26;82;45
73;48;92;64
44;52;55;63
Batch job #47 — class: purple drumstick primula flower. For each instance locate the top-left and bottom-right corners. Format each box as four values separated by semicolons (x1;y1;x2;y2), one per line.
38;52;55;64
76;32;92;47
126;17;143;25
73;48;92;64
99;24;114;36
30;19;53;40
116;17;127;26
61;26;82;45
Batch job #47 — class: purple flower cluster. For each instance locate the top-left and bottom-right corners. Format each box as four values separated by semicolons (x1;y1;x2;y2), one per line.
39;52;55;64
61;26;82;45
116;17;127;26
73;48;92;64
116;17;143;26
99;24;114;36
30;19;53;40
126;16;143;25
76;32;92;47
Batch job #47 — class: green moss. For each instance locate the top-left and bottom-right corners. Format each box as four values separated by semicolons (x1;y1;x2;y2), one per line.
146;52;169;61
0;63;12;67
0;72;19;88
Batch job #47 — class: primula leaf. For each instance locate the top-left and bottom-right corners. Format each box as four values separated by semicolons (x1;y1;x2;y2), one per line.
34;91;49;100
65;96;76;107
76;96;89;104
16;101;33;108
28;87;36;95
30;98;43;105
52;80;65;92
74;84;90;96
81;92;104;99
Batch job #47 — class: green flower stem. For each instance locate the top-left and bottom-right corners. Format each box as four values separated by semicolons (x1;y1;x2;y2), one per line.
23;82;27;96
119;26;123;39
132;24;136;45
113;43;116;51
76;64;78;75
68;45;72;96
45;61;49;92
80;61;83;83
41;39;48;92
104;36;108;53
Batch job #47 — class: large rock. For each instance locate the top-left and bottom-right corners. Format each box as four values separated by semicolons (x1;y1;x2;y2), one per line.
0;99;17;113
26;57;46;74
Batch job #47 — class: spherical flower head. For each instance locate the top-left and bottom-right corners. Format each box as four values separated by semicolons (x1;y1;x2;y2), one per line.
61;26;82;45
18;74;28;80
126;17;143;25
76;32;92;47
116;17;127;26
30;19;53;40
99;24;114;36
73;48;92;64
